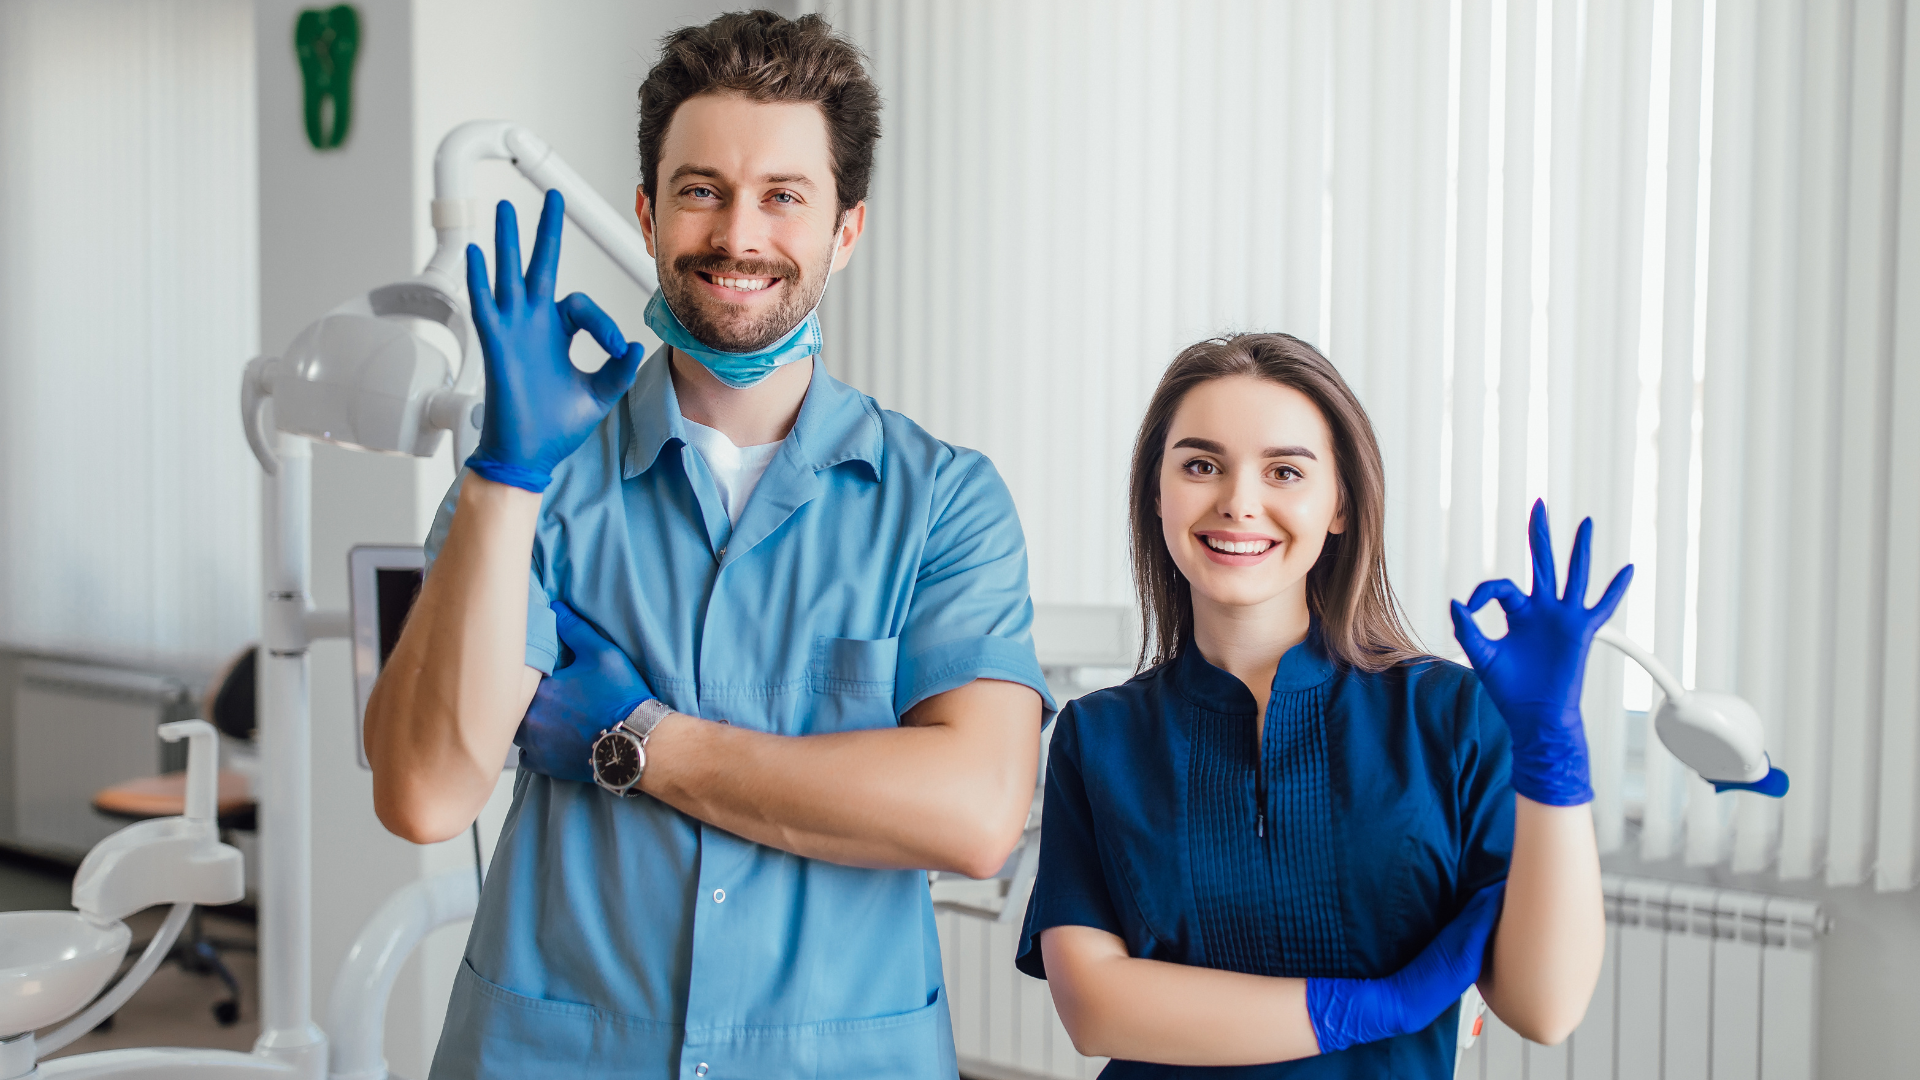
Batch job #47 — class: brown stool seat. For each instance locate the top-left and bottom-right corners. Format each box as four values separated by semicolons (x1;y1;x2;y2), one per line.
93;770;257;831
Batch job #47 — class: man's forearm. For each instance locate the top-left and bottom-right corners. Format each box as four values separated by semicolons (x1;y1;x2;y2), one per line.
638;679;1042;876
1480;796;1604;1044
365;476;544;843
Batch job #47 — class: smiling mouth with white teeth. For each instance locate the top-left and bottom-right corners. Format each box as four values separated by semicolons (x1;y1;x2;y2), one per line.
1203;536;1276;555
700;272;777;292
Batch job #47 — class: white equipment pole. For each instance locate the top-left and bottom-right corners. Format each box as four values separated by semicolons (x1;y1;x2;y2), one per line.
255;431;328;1077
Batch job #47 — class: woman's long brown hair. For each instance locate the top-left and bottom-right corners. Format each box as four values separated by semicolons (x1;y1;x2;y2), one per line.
1128;333;1426;672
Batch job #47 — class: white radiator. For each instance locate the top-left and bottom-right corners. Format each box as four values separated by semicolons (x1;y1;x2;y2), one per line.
938;905;1106;1080
7;659;190;859
938;874;1824;1080
1463;876;1827;1080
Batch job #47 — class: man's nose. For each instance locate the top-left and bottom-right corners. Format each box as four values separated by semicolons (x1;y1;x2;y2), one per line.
710;197;771;256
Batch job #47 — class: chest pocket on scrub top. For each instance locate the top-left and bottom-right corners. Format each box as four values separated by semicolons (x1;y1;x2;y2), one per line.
808;636;901;735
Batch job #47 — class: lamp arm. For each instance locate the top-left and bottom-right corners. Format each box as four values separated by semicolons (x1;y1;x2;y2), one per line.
419;121;657;341
1593;624;1690;704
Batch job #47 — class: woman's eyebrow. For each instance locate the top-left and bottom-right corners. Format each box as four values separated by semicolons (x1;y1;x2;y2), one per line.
1170;437;1319;460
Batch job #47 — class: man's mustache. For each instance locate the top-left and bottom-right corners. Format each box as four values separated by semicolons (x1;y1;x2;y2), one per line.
672;253;801;281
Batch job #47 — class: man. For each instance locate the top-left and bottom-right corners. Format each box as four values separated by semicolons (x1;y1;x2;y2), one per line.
363;11;1051;1077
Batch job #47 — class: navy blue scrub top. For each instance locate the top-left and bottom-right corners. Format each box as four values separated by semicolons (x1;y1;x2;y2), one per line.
1018;629;1514;1079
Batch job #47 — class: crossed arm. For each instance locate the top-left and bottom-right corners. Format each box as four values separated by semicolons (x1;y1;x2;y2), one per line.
1040;795;1601;1064
362;474;1043;878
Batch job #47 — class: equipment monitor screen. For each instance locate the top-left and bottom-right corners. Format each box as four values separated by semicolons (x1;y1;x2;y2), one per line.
348;545;425;769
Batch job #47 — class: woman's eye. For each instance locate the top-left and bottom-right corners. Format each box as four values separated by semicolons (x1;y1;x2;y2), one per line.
1271;464;1303;482
1182;458;1219;476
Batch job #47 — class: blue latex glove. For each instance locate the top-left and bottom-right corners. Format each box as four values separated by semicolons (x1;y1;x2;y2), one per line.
464;189;646;493
514;601;655;784
1307;881;1507;1054
1450;500;1634;807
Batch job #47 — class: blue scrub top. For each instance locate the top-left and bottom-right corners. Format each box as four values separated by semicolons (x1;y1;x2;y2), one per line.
425;356;1055;1080
1018;630;1513;1079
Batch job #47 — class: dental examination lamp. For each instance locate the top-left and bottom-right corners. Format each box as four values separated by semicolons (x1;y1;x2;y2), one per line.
242;121;656;470
1593;626;1789;798
0;123;655;1080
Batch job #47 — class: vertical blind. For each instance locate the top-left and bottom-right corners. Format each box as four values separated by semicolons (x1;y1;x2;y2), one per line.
0;0;260;669
812;0;1920;892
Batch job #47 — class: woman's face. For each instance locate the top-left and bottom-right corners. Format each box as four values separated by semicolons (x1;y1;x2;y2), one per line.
1158;375;1345;616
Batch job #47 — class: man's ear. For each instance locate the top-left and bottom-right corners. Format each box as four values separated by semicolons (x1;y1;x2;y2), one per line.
636;187;656;258
829;201;868;273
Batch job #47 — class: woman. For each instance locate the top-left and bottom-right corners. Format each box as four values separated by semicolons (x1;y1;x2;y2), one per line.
1017;334;1627;1076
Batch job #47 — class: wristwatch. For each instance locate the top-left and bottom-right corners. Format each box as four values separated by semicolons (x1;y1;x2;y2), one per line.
591;699;672;798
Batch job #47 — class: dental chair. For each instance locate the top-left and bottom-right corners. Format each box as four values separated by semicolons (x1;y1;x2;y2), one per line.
88;648;261;1028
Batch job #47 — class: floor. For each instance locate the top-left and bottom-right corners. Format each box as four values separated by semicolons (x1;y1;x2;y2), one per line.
0;849;259;1058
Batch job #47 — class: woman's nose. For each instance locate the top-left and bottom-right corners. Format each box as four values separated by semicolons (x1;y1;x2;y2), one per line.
1218;471;1264;520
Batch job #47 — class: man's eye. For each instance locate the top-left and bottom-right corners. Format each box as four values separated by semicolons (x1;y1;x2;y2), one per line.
688;186;717;199
770;191;797;204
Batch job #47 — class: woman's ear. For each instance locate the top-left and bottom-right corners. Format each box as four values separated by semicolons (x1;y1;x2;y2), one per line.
1329;495;1347;535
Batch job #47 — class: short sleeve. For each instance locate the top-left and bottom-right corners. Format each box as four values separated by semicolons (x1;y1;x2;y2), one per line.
1453;675;1516;896
895;452;1057;717
1015;703;1123;979
424;470;559;675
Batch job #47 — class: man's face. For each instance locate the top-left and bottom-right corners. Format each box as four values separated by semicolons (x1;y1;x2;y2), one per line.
639;93;864;352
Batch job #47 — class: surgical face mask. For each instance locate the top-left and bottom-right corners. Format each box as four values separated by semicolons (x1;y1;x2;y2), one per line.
644;290;823;390
645;215;837;389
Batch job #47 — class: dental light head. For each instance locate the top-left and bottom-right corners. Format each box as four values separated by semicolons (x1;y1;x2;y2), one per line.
243;279;481;472
241;120;656;474
1593;625;1790;798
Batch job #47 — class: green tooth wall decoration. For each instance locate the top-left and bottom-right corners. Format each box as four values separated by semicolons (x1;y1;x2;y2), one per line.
295;5;361;150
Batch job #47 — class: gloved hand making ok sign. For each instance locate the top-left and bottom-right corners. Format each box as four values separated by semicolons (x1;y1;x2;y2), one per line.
1449;500;1634;807
464;189;646;493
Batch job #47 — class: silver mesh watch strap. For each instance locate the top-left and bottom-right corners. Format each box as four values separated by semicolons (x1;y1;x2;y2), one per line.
621;698;672;742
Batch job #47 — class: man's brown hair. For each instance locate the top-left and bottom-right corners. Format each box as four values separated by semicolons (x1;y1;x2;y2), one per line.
638;10;882;216
1128;333;1428;673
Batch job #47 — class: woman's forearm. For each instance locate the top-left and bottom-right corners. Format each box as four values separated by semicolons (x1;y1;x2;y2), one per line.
1040;926;1320;1065
1479;796;1605;1043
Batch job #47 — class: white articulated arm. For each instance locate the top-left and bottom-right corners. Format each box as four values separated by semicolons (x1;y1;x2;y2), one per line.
243;122;657;470
422;120;657;348
1593;626;1785;795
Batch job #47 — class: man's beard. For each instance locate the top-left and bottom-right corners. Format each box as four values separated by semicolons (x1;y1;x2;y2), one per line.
658;247;833;353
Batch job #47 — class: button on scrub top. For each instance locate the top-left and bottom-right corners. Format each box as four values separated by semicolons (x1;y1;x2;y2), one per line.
425;357;1055;1080
1018;631;1513;1079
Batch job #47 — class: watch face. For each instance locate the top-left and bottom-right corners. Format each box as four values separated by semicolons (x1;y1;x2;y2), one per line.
593;732;643;789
